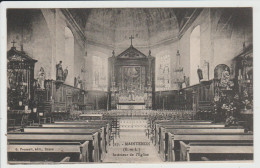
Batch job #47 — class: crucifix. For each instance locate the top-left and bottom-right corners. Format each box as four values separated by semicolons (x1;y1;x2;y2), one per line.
11;40;16;47
129;35;134;46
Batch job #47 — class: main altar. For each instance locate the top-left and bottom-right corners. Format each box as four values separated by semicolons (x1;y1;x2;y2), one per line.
108;38;155;110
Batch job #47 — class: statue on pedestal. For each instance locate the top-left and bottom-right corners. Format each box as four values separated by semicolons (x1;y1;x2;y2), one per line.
63;66;68;81
74;77;78;88
56;61;63;81
37;67;45;89
197;66;203;82
219;67;233;90
77;76;81;89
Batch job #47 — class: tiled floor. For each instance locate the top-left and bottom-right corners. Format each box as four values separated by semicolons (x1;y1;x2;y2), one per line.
103;129;162;163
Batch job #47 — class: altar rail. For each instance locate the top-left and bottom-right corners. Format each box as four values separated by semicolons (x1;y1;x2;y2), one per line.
72;110;197;120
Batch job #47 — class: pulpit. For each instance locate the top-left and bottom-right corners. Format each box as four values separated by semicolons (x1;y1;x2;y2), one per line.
108;44;155;110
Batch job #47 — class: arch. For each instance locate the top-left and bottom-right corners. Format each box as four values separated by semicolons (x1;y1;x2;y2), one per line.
64;27;74;86
190;25;201;85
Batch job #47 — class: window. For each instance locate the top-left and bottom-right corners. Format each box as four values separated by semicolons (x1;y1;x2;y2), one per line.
190;25;201;85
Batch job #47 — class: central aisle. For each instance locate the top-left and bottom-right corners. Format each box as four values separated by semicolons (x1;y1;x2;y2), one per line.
103;130;162;163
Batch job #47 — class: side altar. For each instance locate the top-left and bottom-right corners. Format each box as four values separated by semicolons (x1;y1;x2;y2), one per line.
108;39;155;110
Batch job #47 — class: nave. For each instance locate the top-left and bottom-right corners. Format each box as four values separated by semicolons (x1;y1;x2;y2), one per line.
6;7;253;164
7;110;253;163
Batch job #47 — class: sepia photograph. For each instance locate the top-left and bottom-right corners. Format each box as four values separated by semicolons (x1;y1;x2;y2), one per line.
0;1;258;167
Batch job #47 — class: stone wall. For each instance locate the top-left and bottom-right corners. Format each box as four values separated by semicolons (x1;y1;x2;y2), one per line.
7;9;86;87
179;8;252;86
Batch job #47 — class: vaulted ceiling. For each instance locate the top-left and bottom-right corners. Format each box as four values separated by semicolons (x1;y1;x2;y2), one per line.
68;8;200;49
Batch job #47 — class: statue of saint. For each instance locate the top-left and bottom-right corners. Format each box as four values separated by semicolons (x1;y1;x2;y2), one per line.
74;77;78;87
77;76;81;88
37;67;45;89
112;50;115;57
220;67;231;89
56;61;63;81
148;50;152;57
197;66;203;82
63;66;68;81
221;67;230;81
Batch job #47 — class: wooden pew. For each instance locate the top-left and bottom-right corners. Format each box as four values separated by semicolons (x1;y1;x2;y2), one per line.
54;119;112;126
54;120;112;132
43;122;111;138
167;132;252;161
9;156;71;164
150;120;212;132
53;121;112;133
154;123;226;149
150;120;213;135
7;133;96;162
151;121;214;143
157;126;243;161
152;120;212;126
20;127;103;162
53;121;112;143
41;123;110;153
8;141;86;162
179;141;253;161
54;120;111;124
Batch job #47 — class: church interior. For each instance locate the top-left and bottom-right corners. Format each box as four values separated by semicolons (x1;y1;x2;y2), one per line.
6;8;253;163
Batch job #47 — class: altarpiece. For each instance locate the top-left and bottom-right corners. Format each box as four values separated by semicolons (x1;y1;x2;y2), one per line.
108;44;155;110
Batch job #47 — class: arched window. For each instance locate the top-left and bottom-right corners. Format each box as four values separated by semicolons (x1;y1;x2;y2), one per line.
156;54;171;91
92;55;108;91
190;25;201;85
64;27;74;86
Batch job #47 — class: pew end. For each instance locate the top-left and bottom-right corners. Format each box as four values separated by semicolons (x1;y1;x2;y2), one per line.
179;141;253;161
